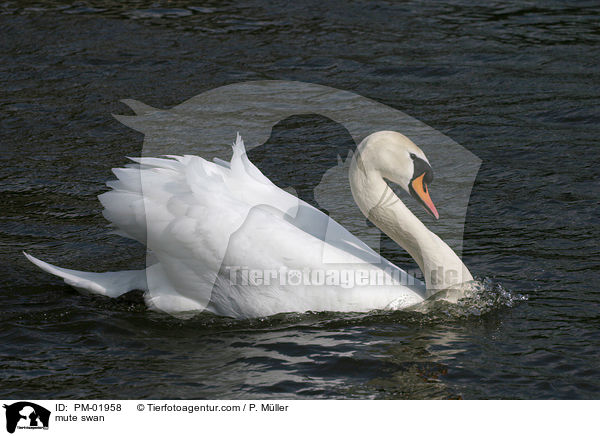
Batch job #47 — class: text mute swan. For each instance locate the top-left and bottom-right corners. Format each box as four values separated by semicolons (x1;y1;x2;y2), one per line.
26;131;473;319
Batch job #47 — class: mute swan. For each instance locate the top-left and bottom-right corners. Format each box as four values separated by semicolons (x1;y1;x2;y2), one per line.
25;131;473;319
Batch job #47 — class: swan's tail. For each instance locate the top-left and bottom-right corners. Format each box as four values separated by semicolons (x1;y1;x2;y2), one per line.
24;252;148;297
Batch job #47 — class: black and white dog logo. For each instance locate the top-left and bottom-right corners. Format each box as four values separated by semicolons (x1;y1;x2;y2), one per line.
3;402;50;434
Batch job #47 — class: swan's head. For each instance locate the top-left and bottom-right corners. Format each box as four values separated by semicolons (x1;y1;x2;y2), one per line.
360;131;439;219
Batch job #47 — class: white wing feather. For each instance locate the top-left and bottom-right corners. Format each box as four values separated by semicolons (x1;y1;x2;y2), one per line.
27;134;425;318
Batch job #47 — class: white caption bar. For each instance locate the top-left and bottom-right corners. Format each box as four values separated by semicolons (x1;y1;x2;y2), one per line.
0;400;595;436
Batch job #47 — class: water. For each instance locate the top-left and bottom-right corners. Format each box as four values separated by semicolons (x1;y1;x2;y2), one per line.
1;1;599;399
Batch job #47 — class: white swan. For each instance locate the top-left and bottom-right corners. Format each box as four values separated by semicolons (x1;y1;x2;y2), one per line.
25;131;473;319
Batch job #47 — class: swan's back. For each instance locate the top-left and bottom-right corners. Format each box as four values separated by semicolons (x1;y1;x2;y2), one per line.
31;135;425;318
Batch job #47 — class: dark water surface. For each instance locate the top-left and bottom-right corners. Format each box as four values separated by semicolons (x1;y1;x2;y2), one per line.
1;1;599;399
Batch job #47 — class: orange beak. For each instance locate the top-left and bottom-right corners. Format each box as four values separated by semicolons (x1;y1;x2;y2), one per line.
410;173;439;219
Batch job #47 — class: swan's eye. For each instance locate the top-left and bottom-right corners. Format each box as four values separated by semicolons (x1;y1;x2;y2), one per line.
410;153;417;160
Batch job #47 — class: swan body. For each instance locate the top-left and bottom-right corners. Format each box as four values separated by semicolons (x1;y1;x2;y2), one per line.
26;131;472;319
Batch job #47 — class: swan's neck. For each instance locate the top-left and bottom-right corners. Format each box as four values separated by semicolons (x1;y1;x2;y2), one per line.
349;149;472;296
